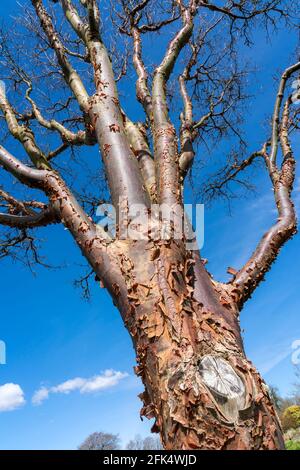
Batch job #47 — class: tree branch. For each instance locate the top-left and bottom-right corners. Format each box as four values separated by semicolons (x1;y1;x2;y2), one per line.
0;206;59;228
60;0;150;208
231;81;298;307
32;0;90;112
132;26;153;121
199;0;284;21
0;145;48;187
120;1;179;122
124;116;156;200
47;142;69;160
152;0;197;205
202;147;265;200
25;83;96;146
269;61;300;166
0;83;51;170
178;42;196;176
0;144;118;289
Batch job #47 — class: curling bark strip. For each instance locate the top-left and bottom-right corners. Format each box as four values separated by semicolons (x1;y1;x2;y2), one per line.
1;0;298;450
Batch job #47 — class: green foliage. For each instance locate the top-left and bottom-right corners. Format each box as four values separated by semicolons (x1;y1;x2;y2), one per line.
285;440;300;450
282;406;300;431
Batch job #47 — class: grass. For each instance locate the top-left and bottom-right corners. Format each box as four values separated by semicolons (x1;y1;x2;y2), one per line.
285;440;300;450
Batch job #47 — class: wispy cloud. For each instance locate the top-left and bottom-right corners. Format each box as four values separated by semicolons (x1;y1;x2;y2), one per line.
258;345;293;375
32;369;128;405
293;176;300;213
0;383;25;412
248;332;300;377
32;387;49;405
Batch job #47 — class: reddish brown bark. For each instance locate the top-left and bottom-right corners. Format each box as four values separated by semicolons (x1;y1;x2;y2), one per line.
94;236;285;450
1;0;298;451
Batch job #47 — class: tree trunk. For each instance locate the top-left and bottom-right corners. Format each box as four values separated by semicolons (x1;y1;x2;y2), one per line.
41;176;285;450
93;237;285;450
1;0;297;453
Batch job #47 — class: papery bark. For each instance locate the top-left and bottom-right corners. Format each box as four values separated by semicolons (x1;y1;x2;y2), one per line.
88;235;285;450
1;0;296;452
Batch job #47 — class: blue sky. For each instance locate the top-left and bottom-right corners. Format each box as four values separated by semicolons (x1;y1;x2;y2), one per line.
0;0;300;450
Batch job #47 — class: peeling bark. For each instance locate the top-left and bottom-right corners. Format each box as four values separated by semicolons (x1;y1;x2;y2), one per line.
99;236;285;450
1;0;297;451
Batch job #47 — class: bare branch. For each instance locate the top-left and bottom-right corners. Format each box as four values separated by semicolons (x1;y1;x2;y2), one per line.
124;117;156;200
201;147;265;201
0;227;48;267
61;0;150;207
0;83;51;170
0;188;45;214
119;0;180;122
0;184;59;230
269;61;300;165
32;0;90;112
47;142;69;160
199;0;285;21
178;44;195;176
0;145;47;187
0;206;59;229
153;1;197;205
74;268;95;300
0;144;111;277
132;26;153;121
25;83;96;146
231;74;298;306
178;16;225;175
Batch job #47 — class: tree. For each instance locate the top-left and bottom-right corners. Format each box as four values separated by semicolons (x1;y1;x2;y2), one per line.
281;406;300;432
126;434;163;450
0;0;299;450
78;432;120;450
293;366;300;403
268;386;284;413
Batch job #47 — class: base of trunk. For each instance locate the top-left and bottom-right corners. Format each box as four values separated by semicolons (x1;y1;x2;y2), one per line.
110;239;284;450
139;345;285;450
136;307;285;450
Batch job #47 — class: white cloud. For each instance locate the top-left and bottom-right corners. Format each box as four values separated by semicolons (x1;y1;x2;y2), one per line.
32;386;49;406
32;370;128;406
52;378;86;394
0;383;25;412
80;370;127;394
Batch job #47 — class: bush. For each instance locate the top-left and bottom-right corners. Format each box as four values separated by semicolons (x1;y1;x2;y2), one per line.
285;440;300;450
281;405;300;431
